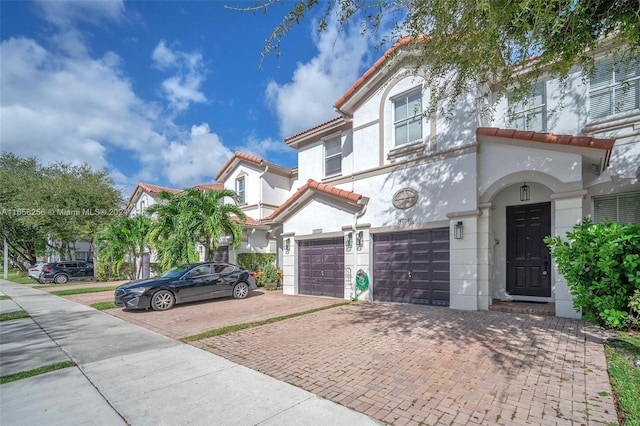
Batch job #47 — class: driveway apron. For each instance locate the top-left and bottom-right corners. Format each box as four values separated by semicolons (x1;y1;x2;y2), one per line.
192;302;618;426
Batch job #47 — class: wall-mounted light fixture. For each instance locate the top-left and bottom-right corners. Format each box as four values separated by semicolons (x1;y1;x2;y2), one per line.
356;231;364;251
454;221;463;239
520;182;530;202
345;232;353;250
285;238;290;254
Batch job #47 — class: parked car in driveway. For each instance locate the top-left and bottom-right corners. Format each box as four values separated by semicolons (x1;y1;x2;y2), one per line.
39;261;94;284
28;262;47;281
114;262;257;311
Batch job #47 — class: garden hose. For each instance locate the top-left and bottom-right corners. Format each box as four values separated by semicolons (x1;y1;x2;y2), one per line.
354;269;369;301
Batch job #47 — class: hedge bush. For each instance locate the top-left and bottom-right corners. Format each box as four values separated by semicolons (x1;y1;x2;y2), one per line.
236;253;276;272
545;219;640;329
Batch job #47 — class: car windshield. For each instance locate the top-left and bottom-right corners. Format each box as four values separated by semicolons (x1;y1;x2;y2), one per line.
160;265;193;279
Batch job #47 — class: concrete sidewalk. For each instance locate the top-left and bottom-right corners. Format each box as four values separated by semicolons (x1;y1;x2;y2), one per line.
0;280;380;425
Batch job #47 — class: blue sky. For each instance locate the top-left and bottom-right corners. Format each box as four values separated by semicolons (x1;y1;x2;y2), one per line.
1;0;382;197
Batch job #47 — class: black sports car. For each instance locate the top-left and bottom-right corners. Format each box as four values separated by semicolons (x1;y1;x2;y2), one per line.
114;262;257;311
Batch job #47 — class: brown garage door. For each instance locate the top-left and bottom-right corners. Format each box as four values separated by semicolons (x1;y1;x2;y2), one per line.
298;237;344;298
373;229;450;306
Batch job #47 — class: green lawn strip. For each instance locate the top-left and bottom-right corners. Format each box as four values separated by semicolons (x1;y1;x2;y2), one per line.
91;301;117;310
3;273;35;284
0;360;76;385
0;311;30;321
33;282;99;289
181;301;351;342
50;286;118;296
0;295;10;300
604;333;640;425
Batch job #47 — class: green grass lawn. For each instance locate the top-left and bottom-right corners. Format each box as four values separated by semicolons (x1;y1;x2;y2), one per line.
2;271;36;284
0;311;30;321
49;286;118;296
91;301;117;310
605;332;640;425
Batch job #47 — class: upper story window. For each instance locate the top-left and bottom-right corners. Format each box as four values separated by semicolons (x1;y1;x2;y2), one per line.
324;137;342;177
393;89;422;147
236;177;245;204
139;200;146;215
590;59;640;121
593;193;640;225
508;81;546;131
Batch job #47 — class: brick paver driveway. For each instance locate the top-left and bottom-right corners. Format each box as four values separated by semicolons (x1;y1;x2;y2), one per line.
192;302;618;426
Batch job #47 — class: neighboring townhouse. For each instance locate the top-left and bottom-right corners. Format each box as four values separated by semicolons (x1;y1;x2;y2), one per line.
260;39;639;318
214;152;297;265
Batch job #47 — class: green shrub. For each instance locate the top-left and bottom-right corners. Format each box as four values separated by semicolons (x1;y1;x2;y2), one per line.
95;261;133;282
261;262;279;291
236;253;276;272
545;219;640;328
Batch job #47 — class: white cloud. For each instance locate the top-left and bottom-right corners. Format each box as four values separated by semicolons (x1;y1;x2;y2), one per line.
152;40;207;111
161;123;233;187
266;14;373;137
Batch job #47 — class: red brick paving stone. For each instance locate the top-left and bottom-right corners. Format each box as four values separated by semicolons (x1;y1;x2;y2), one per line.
195;302;618;425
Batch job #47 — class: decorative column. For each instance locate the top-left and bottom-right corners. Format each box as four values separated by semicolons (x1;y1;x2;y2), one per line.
551;190;587;319
281;233;296;295
477;204;494;310
448;210;481;310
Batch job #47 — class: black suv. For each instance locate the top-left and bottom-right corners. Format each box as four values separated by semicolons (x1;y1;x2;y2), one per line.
39;261;94;284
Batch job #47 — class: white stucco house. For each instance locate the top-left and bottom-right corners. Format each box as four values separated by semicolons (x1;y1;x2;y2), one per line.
133;39;639;318
241;39;638;319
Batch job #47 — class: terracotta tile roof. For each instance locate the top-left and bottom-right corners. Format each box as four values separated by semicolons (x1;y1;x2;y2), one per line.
229;215;262;228
265;179;363;221
284;117;343;143
335;36;420;109
476;127;615;150
194;183;224;191
138;182;182;195
127;182;182;208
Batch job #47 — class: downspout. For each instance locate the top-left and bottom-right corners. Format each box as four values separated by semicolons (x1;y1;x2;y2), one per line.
352;201;368;300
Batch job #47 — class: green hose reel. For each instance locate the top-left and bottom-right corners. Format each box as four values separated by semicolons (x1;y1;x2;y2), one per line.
354;269;369;301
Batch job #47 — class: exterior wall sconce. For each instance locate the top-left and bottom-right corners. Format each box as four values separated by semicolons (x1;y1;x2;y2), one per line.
454;221;463;239
520;182;530;202
285;238;290;254
356;231;364;251
345;232;353;250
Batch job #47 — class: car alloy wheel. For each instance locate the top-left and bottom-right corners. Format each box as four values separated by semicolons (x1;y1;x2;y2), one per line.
233;282;249;299
151;290;175;311
54;274;69;284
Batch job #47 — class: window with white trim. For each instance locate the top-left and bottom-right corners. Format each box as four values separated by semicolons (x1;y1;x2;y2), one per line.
593;193;640;224
393;89;423;147
508;81;547;131
324;137;342;177
590;59;640;120
236;177;245;204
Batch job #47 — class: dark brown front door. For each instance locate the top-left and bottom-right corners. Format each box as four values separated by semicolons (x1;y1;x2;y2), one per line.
373;229;450;306
506;202;551;297
298;238;344;298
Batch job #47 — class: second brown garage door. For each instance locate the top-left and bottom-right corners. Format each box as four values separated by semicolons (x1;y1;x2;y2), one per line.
298;237;344;298
373;229;450;306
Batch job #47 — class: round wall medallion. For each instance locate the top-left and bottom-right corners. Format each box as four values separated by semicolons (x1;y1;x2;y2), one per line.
392;188;418;209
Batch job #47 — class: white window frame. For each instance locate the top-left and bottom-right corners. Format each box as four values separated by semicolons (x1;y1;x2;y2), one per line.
324;136;342;178
236;176;246;204
593;193;640;224
590;59;640;121
393;89;423;147
508;81;547;131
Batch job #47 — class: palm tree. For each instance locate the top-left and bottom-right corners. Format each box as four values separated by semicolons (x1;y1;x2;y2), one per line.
96;215;152;279
147;188;246;269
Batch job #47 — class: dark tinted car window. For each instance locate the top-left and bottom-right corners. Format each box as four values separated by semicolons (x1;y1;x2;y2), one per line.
187;264;212;278
161;265;192;279
214;264;235;274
